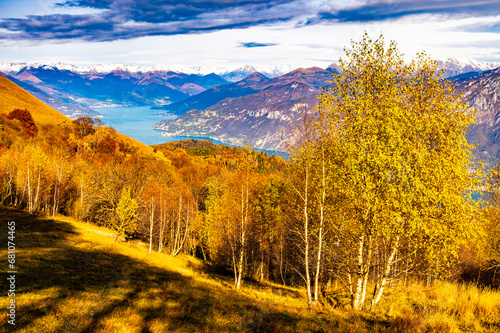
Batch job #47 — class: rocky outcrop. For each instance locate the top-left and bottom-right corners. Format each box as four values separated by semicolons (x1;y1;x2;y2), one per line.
454;67;500;166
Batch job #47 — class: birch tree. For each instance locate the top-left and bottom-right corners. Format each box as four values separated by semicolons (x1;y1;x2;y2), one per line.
315;33;482;310
233;146;258;289
288;108;333;306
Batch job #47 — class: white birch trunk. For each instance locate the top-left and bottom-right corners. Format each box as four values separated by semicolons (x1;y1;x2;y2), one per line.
304;163;312;305
371;236;399;308
158;201;165;253
27;160;32;213
80;174;84;220
173;204;189;256
236;181;247;289
359;237;373;309
313;144;326;304
149;198;155;254
34;165;41;213
352;235;366;310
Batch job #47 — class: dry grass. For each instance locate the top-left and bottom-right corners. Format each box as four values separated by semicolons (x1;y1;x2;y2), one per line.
1;206;499;332
378;279;500;332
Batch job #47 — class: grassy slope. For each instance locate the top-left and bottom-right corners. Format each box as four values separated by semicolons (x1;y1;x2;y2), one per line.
0;208;342;333
0;74;154;155
0;74;70;126
1;207;500;333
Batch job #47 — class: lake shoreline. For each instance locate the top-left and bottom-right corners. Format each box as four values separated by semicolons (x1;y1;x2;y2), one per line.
96;106;287;158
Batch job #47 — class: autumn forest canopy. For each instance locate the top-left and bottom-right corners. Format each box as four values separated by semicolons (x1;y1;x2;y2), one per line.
1;33;500;318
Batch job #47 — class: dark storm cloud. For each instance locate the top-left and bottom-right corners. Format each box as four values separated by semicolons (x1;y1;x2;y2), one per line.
0;0;297;42
0;14;115;41
1;0;500;42
239;42;278;48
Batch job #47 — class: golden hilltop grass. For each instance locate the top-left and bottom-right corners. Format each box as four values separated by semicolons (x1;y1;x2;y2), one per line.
1;207;499;333
0;74;70;126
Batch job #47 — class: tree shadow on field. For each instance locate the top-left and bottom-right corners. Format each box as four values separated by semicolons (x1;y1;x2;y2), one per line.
0;207;307;333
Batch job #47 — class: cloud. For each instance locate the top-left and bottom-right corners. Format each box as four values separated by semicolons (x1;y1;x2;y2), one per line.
0;0;297;42
239;42;278;48
459;21;500;34
315;0;500;23
1;0;500;43
442;39;500;49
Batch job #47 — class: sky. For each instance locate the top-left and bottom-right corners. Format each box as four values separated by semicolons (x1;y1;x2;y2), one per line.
0;0;500;70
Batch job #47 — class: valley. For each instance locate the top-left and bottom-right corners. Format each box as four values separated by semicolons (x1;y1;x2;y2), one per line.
2;1;500;331
1;43;500;333
4;59;500;162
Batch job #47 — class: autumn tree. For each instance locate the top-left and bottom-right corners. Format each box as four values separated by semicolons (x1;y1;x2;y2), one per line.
287;106;335;306
7;109;38;137
48;146;69;217
252;174;287;283
112;186;138;240
306;33;482;310
169;185;196;257
73;116;104;137
14;143;51;214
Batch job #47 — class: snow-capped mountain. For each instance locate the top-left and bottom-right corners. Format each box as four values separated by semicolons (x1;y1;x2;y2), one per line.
216;65;296;82
437;58;500;78
0;62;213;75
0;62;297;80
1;58;497;79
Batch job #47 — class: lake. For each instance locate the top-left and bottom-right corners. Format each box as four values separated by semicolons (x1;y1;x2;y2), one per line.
96;106;288;158
97;106;227;146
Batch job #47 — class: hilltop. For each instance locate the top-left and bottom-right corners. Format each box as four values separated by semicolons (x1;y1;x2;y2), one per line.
0;73;153;154
0;74;71;126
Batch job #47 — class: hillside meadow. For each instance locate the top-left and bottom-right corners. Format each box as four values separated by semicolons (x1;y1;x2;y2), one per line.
1;206;500;333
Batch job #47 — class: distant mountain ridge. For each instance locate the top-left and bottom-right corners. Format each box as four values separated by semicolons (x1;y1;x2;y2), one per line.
2;58;496;80
153;67;337;150
0;64;230;118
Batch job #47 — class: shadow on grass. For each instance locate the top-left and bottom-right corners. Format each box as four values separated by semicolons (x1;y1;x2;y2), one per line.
0;207;410;333
0;208;306;332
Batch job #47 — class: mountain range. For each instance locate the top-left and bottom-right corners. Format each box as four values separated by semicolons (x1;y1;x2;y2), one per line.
155;63;500;165
0;58;496;118
2;59;500;164
153;67;336;149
